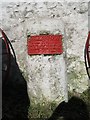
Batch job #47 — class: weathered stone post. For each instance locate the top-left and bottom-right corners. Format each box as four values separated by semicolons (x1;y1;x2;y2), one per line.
26;18;68;104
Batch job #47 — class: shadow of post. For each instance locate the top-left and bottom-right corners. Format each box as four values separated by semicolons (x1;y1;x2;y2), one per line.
47;95;90;120
2;55;30;119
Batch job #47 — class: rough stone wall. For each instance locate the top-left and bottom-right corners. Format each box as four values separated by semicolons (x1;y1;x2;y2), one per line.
0;2;88;103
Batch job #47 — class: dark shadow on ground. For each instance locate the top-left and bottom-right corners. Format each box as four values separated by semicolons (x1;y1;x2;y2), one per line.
2;55;30;119
80;88;90;118
47;89;90;120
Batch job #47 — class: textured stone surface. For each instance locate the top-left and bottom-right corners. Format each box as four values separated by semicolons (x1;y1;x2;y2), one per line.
1;2;89;103
26;54;68;103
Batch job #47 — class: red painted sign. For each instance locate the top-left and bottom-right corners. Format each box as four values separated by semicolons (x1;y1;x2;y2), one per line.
27;35;63;55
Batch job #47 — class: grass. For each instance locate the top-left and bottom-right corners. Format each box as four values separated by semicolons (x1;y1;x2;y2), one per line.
28;88;90;120
28;101;57;120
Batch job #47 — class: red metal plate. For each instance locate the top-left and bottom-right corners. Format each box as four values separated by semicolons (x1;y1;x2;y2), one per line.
27;35;63;55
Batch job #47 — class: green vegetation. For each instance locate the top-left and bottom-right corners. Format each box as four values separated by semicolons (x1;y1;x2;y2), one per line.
28;100;57;119
28;89;90;120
